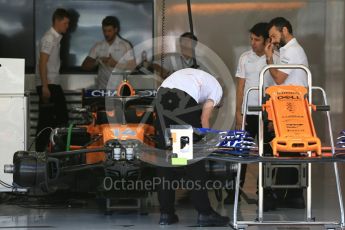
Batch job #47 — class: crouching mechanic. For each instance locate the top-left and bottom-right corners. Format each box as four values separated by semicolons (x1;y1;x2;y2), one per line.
154;68;229;226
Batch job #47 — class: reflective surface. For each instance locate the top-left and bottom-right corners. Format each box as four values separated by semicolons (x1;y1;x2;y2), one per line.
0;0;34;72
155;0;345;140
36;0;153;71
0;164;344;229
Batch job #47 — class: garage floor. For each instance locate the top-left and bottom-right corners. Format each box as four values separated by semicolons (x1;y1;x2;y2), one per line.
0;163;344;230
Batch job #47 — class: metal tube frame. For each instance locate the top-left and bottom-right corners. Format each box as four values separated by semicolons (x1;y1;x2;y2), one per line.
233;86;258;226
231;64;345;229
312;86;345;227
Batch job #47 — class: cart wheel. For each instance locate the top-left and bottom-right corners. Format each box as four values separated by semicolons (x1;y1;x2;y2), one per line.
214;189;223;202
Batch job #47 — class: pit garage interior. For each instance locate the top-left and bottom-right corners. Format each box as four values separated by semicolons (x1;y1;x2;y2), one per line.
1;0;345;229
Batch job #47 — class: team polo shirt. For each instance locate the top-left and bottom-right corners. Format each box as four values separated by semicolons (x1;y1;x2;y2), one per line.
279;38;309;86
160;68;223;106
236;49;279;115
36;27;62;86
88;36;135;88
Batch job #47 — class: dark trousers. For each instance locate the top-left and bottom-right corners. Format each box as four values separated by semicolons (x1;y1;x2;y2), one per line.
36;84;68;151
242;115;303;200
273;154;304;199
154;87;212;215
156;161;212;214
264;121;303;199
245;115;259;140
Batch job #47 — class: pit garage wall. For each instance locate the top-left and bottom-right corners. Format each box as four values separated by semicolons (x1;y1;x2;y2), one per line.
325;0;345;138
153;0;345;214
23;0;344;142
154;0;345;143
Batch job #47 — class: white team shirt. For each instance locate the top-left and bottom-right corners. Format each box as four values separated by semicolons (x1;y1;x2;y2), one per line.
279;38;309;86
88;36;135;88
36;27;62;86
236;49;279;115
160;68;223;106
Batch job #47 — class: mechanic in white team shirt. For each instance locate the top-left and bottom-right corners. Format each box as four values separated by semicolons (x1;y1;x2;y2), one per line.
265;17;309;87
236;22;279;131
159;68;223;129
153;32;208;79
154;68;228;227
82;16;136;89
36;8;70;151
264;17;309;210
233;22;279;207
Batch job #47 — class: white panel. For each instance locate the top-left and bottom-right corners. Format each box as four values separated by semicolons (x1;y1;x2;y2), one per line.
0;58;26;191
0;97;26;190
0;58;24;94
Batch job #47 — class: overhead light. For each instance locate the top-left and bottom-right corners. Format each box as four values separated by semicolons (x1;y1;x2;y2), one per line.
168;2;307;14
